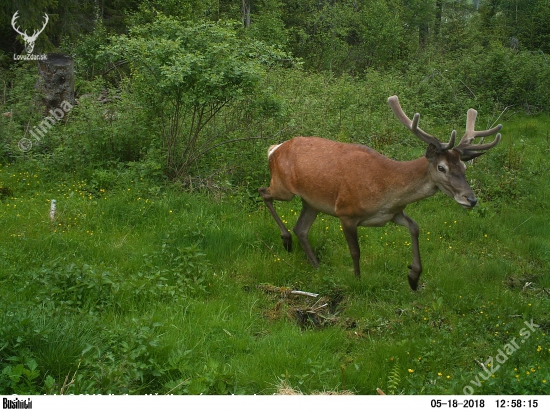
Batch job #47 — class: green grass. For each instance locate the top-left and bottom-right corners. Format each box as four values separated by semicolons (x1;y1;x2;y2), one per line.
1;114;549;395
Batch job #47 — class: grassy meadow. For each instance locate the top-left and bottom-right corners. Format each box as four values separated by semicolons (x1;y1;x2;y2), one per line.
1;111;549;395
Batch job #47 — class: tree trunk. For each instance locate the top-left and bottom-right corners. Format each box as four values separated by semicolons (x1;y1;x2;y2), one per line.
242;0;251;28
419;20;429;48
434;0;443;37
37;53;75;115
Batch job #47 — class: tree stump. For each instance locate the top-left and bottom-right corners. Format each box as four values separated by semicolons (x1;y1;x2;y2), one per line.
37;53;75;115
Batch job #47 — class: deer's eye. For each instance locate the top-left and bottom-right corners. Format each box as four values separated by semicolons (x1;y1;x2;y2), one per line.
437;165;446;173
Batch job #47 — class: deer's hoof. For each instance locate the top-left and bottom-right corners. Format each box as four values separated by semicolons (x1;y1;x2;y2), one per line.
407;265;421;291
282;235;292;252
408;275;419;291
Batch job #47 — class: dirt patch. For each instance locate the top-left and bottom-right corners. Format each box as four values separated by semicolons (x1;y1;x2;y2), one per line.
256;283;348;329
503;274;550;299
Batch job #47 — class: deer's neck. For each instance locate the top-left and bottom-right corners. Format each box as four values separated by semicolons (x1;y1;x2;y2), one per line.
388;156;438;207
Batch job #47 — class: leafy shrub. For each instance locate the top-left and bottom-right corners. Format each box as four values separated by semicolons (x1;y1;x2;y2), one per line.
16;239;211;315
183;360;237;395
100;14;289;179
449;45;550;113
1;358;55;394
78;317;168;394
0;65;42;162
46;82;154;173
63;21;110;81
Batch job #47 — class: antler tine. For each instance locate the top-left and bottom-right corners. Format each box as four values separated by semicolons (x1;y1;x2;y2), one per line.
448;130;456;149
456;133;501;161
39;13;48;35
29;13;49;40
455;107;502;159
11;11;27;37
467;133;501;151
466;108;477;133
459;108;503;144
388;96;455;151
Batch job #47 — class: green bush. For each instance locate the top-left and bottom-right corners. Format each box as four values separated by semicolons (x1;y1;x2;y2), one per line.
0;65;42;162
99;14;288;179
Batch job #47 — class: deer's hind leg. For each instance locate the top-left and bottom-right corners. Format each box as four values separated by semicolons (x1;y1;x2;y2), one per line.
258;186;294;251
293;199;319;267
340;217;361;278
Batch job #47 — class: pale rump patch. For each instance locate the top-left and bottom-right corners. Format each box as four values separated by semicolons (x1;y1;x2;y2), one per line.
268;143;282;158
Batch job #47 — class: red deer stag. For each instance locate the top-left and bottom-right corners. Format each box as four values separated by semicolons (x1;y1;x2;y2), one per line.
258;96;502;290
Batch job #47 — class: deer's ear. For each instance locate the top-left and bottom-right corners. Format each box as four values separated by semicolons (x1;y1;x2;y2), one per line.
425;144;439;161
459;151;485;161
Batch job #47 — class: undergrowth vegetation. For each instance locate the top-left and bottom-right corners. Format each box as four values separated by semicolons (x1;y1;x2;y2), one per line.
0;108;549;394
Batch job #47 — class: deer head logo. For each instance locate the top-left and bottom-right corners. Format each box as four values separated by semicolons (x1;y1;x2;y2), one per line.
11;11;49;54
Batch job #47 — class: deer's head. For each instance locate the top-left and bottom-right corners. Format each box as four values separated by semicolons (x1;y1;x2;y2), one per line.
388;96;502;209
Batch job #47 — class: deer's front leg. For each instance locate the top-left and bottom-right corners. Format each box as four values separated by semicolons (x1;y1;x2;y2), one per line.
392;212;422;290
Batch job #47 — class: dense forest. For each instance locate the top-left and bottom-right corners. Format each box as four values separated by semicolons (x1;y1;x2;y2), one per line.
1;0;550;181
1;0;549;396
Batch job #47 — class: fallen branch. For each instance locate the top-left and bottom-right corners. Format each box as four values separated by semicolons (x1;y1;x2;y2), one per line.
257;283;319;298
290;290;319;298
306;303;329;314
